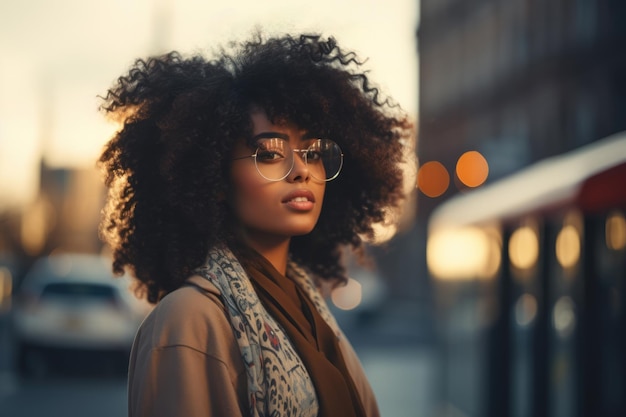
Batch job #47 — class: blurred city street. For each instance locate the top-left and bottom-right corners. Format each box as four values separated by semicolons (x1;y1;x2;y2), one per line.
0;300;438;417
360;345;437;417
4;1;624;416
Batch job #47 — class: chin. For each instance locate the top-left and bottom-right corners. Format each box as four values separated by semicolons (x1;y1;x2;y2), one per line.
292;231;314;237
286;224;317;237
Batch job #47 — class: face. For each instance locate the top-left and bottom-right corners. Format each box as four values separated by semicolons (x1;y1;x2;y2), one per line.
229;110;326;246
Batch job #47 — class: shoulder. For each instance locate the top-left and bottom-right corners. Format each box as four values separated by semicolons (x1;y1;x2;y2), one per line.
136;275;234;354
128;276;249;417
338;338;381;417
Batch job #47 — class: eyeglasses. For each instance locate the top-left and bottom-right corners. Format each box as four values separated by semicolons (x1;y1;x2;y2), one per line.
233;137;344;182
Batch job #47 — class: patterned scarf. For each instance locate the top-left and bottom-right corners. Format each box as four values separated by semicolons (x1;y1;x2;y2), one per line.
195;245;365;417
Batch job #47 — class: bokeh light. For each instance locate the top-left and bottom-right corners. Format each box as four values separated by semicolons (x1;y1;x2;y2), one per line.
331;278;363;310
427;226;494;280
509;225;539;270
456;150;489;188
417;161;449;198
553;296;576;339
556;224;581;269
606;211;626;250
515;293;538;327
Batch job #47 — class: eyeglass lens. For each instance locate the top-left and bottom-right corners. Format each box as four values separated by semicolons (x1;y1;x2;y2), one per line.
254;138;343;181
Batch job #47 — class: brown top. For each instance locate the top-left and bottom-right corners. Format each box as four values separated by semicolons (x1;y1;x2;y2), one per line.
128;275;380;417
242;250;367;417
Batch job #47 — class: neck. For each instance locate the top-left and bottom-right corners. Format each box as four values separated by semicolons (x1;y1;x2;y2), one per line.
239;233;291;275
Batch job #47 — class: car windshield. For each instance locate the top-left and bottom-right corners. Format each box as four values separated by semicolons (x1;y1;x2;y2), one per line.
41;282;116;303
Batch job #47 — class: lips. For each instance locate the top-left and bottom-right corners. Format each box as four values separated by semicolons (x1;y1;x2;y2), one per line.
282;190;316;211
282;190;315;204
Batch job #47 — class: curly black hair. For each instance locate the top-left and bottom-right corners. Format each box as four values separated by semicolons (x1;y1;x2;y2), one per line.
98;33;413;304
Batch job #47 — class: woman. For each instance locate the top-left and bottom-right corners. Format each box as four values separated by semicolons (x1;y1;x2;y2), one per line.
98;32;412;417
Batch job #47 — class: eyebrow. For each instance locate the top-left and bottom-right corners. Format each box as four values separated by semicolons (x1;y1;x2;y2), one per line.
250;132;290;142
249;131;319;145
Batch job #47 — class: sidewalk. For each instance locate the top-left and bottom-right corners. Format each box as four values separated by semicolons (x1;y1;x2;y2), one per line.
359;343;438;417
335;298;440;416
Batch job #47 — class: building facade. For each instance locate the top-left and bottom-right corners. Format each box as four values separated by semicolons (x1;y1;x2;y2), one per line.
417;0;626;221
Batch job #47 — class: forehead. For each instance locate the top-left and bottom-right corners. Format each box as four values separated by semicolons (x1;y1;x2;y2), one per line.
248;110;312;145
250;109;299;132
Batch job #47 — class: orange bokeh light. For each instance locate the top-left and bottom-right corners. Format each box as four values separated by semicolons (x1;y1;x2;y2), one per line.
417;161;450;198
456;151;489;188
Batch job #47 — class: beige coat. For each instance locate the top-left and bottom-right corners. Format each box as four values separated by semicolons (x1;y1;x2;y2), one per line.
128;275;380;417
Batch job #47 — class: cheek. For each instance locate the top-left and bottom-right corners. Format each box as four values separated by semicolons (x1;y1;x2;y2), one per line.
230;169;271;216
317;183;326;202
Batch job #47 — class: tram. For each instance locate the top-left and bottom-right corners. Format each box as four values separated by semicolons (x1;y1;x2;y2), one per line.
426;132;626;417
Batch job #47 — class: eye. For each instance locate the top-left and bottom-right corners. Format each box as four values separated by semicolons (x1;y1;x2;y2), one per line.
305;149;323;161
256;148;285;162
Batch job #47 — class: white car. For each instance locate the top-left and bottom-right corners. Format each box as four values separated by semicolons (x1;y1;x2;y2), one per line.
11;253;150;377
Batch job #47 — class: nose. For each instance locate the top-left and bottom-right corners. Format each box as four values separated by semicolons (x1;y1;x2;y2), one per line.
287;150;310;182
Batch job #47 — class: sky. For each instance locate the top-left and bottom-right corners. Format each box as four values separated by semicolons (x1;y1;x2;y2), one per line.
0;0;419;209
